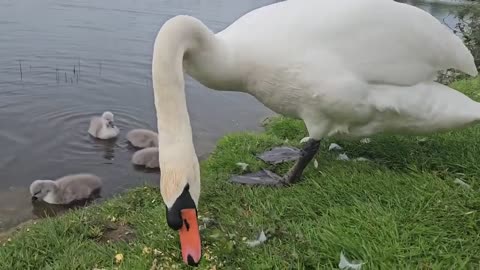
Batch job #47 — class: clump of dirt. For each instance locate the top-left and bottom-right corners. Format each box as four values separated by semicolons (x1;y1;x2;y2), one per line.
97;222;136;243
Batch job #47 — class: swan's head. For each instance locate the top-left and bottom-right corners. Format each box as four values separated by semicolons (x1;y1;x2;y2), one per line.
102;111;115;128
30;180;56;201
161;154;201;266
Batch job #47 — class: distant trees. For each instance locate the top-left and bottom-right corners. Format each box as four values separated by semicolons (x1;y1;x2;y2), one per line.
437;0;479;84
455;0;480;69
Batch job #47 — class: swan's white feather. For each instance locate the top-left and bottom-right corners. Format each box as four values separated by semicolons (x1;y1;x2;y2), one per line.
218;0;477;82
152;0;478;209
185;0;480;140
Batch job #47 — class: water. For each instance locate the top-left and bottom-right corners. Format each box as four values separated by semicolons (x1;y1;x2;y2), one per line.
0;0;467;231
398;0;466;29
0;0;277;231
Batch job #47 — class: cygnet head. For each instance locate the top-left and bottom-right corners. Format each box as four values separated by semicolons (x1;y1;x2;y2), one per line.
102;111;115;128
30;180;57;201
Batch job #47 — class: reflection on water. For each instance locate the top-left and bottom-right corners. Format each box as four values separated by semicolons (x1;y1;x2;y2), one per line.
88;136;118;161
32;194;101;219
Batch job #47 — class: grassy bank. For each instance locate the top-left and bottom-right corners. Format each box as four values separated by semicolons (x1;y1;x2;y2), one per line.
1;78;480;269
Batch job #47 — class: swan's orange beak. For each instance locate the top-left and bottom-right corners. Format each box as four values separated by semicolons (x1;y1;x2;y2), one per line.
179;208;201;266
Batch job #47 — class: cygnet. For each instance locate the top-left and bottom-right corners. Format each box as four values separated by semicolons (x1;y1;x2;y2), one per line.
131;147;159;168
126;129;158;148
30;173;102;204
88;111;120;139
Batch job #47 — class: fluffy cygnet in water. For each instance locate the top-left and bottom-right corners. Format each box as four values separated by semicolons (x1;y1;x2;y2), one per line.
131;147;159;168
30;173;102;204
126;129;158;148
88;111;120;139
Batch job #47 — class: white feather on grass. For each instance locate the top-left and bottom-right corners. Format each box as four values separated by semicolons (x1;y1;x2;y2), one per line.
337;153;350;161
236;162;249;171
453;178;471;189
360;138;371;144
339;251;364;270
246;230;267;247
328;143;343;151
300;137;311;144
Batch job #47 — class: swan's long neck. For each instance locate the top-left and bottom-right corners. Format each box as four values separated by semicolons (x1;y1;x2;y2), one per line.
153;17;197;151
152;16;232;207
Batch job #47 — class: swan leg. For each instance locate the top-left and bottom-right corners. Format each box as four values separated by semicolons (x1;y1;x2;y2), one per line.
230;139;321;186
282;138;321;184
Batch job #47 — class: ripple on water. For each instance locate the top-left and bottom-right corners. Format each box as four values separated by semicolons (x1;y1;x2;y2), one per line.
0;0;279;233
28;105;155;159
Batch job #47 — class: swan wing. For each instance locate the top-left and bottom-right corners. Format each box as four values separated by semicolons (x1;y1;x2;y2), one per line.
218;0;477;86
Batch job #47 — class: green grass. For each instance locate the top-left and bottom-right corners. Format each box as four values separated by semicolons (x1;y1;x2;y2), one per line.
1;78;480;269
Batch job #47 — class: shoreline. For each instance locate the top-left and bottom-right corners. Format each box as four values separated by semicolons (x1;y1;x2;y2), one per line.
1;78;479;269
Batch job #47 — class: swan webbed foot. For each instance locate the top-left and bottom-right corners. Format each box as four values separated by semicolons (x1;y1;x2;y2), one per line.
257;146;301;164
230;139;322;186
230;169;285;186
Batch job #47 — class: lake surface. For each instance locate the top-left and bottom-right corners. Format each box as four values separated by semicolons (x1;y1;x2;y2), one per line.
398;0;466;29
0;0;279;231
0;0;467;231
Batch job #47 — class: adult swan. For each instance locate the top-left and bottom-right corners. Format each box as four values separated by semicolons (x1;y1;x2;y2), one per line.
152;0;478;266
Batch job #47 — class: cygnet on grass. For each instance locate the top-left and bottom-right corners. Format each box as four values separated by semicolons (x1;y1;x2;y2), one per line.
131;147;159;168
126;129;158;148
88;111;119;139
30;173;102;204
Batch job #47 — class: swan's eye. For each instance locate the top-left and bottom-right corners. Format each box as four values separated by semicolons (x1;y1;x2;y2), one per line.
34;191;41;196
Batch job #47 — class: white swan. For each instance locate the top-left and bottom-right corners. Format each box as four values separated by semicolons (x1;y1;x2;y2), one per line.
131;147;159;168
126;129;158;148
30;173;102;204
88;111;120;139
151;0;478;265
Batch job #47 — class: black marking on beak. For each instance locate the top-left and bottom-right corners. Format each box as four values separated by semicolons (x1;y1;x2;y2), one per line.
184;219;190;231
187;255;198;267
